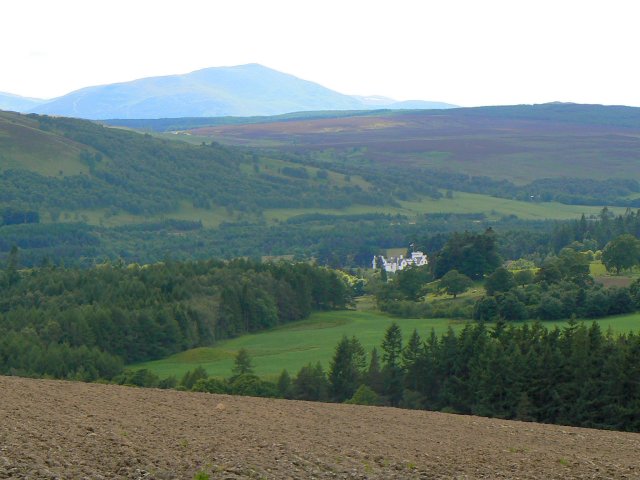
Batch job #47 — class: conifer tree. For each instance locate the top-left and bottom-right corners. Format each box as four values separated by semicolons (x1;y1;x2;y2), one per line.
366;347;384;394
232;348;254;376
381;322;404;406
329;336;366;402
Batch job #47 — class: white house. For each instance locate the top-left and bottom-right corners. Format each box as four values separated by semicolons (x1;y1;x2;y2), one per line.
373;250;428;273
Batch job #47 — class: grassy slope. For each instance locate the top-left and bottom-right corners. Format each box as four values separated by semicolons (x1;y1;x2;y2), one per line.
0;111;89;177
132;307;640;380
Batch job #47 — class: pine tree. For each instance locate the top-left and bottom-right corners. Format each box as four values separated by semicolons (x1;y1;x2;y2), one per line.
293;362;329;401
277;369;293;399
366;347;384;394
329;336;366;402
402;329;423;391
381;322;404;406
381;322;402;368
232;348;254;376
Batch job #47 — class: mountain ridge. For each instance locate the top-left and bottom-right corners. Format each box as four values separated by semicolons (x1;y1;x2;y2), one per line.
0;91;47;112
1;64;455;119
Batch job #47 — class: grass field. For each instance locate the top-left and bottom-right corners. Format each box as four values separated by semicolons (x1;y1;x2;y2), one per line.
263;191;626;224
47;188;622;229
131;307;640;381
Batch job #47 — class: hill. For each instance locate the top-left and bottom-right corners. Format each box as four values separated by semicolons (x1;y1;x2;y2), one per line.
27;64;454;119
0;108;637;266
179;103;640;183
2;376;638;479
0;110;387;217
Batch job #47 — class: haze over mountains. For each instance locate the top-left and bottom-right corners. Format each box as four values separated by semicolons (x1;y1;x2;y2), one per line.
0;64;456;119
0;92;46;112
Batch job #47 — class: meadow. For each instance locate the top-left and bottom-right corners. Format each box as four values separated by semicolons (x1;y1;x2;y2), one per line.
131;306;640;381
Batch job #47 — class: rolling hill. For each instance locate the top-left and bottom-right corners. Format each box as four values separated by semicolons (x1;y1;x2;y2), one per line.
175;103;640;183
1;106;638;266
2;375;638;479
27;64;455;119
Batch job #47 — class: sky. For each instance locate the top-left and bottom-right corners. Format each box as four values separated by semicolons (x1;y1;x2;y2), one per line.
2;0;639;107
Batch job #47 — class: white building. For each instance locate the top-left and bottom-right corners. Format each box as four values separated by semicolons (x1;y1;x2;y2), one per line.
372;250;428;273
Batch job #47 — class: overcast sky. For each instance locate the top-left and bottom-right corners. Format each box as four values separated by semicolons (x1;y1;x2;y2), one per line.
2;0;639;107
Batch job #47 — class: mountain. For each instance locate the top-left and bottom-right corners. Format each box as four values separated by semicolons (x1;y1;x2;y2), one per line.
0;92;46;112
28;64;455;119
30;64;366;119
354;95;457;109
387;99;458;109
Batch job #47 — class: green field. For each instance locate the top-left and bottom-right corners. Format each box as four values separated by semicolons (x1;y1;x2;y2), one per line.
263;191;626;224
131;308;640;381
46;188;622;229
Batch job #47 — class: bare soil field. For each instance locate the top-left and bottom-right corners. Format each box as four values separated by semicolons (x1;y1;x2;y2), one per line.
594;276;635;288
1;376;639;479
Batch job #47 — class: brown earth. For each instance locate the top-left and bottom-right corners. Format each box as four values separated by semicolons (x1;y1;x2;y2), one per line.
594;276;634;288
1;376;639;479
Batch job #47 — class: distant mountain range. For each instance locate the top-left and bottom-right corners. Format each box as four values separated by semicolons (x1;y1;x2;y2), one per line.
0;92;47;112
0;64;456;119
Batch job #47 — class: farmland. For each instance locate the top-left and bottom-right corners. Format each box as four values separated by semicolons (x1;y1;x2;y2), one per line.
4;375;639;479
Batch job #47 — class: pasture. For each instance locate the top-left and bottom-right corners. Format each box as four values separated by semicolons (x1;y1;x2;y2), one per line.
131;308;640;381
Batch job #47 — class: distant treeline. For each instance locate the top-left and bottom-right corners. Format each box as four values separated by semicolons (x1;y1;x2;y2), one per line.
0;213;552;268
3;204;640;275
0;257;351;380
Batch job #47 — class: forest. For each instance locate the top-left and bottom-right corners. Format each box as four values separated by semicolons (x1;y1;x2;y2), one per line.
374;211;640;321
0;257;351;380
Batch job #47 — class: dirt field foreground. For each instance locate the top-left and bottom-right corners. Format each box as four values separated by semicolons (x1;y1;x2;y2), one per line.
1;376;639;479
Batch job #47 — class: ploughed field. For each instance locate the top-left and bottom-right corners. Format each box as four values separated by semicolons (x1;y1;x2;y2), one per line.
1;376;639;479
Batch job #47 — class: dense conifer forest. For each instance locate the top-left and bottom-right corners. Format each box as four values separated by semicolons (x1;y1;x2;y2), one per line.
0;258;350;380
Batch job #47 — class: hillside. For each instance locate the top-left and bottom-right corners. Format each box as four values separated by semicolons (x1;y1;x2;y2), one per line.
2;376;638;479
181;103;640;183
1;107;639;266
0;110;385;217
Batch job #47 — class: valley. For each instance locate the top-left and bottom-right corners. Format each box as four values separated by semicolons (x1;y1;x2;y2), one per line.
4;4;640;479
